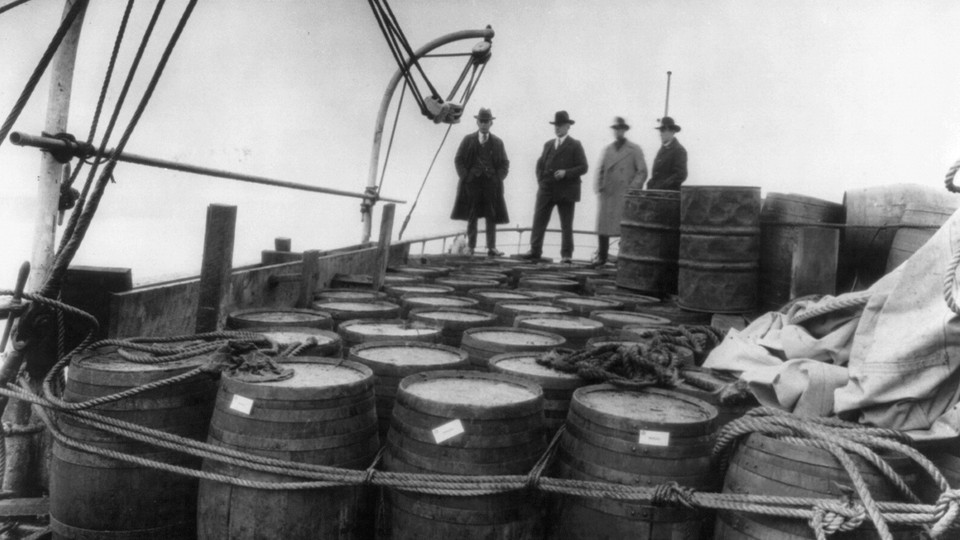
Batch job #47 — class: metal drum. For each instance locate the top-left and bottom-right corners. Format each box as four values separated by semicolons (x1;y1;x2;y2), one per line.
616;189;681;295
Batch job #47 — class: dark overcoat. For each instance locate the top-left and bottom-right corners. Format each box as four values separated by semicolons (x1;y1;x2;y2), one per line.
645;138;688;191
535;136;589;202
450;132;510;223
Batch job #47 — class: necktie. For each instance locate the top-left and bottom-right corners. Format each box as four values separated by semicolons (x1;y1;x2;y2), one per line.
555;138;561;150
480;133;487;144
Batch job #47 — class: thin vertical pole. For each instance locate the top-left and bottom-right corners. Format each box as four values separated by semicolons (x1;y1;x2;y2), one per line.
663;71;672;118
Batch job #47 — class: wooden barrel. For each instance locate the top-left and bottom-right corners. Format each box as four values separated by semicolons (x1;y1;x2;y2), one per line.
616;189;681;295
678;186;761;313
517;277;580;293
383;283;455;301
885;203;956;271
489;352;586;435
348;341;470;442
563;269;605;291
514;314;606;350
242;326;342;357
51;344;219;539
310;299;401;329
594;292;659;311
434;276;501;294
840;183;960;290
384;370;547;539
226;307;333;330
584;277;617;296
554;296;624;317
493;300;574;326
408;307;499;347
548;385;718;539
467;288;537;312
331;273;423;289
337;318;440;356
399;294;480;318
759;193;844;311
389;265;454;279
514;287;578;302
715;432;925;539
449;271;509;286
670;371;758;426
634;296;714;325
198;359;379;539
314;288;389;303
460;327;567;370
588;310;670;332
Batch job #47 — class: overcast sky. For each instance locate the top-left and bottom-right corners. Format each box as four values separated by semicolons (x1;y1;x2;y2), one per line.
2;0;959;283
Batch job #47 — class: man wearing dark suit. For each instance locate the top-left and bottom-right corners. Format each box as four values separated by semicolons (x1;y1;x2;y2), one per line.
450;108;510;256
523;110;589;263
645;116;687;191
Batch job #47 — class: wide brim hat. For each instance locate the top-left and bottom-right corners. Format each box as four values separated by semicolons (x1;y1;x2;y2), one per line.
655;116;681;132
611;117;630;130
474;108;495;121
549;110;575;125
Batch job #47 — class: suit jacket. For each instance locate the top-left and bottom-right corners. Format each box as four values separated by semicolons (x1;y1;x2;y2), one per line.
595;139;647;235
450;132;510;222
646;138;688;191
535;135;589;202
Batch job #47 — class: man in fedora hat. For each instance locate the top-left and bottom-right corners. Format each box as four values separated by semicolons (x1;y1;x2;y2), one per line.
522;110;589;263
645;116;687;191
450;107;510;257
593;116;647;265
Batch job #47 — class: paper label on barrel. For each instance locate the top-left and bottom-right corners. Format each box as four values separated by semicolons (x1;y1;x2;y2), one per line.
638;429;670;446
432;420;464;444
229;394;254;415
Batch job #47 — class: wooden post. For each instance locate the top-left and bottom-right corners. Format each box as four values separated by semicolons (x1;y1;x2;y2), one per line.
195;205;236;333
371;204;395;291
28;0;88;292
275;237;291;252
298;249;320;308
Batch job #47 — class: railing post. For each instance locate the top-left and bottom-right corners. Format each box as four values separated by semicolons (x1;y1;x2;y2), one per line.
195;204;236;333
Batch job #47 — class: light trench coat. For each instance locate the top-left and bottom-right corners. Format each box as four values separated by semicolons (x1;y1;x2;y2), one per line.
593;139;647;235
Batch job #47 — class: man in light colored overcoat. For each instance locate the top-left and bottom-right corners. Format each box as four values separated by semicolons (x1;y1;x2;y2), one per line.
593;116;647;265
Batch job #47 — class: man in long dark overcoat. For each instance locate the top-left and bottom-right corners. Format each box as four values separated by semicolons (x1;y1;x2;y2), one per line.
523;110;589;263
450;108;510;256
645;116;687;190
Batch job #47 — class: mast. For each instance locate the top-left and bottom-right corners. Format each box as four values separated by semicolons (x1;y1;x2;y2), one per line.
29;0;88;291
361;27;495;244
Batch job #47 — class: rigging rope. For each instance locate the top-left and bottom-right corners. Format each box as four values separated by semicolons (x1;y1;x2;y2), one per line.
42;0;198;297
397;123;453;240
0;0;88;151
0;0;32;16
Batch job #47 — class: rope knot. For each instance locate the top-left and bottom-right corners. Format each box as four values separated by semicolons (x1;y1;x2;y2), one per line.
808;500;866;538
650;481;695;509
931;489;960;538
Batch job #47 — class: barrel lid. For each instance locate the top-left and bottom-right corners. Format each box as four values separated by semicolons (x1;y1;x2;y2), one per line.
402;295;479;308
70;344;212;385
386;284;455;296
488;352;582;384
571;384;717;437
590;310;671;327
382;274;424;284
389;265;454;278
497;301;572;315
221;358;373;399
314;288;388;302
312;300;399;313
226;307;333;329
449;271;505;281
595;293;660;307
242;326;340;347
462;327;566;347
338;319;440;339
435;277;500;288
525;271;577;280
556;297;624;310
519;277;578;286
468;288;535;301
585;337;641;349
514;314;604;331
398;370;543;419
350;340;468;367
409;307;497;323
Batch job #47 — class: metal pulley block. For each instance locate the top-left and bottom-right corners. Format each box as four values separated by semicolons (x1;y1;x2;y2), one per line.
471;40;492;64
425;96;463;124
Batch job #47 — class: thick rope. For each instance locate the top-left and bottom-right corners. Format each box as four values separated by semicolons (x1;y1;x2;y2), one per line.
944;157;960;193
0;0;88;151
788;291;872;325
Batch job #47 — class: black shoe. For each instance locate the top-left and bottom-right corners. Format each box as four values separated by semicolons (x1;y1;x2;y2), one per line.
560;257;573;264
487;249;504;257
520;251;541;261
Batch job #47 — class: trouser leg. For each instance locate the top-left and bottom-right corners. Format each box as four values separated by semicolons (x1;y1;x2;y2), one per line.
484;217;497;250
557;200;575;258
466;215;478;249
529;190;553;256
598;235;609;260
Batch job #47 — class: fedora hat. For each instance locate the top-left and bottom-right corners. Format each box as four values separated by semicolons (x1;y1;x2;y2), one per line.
611;116;630;130
474;108;495;121
655;116;681;132
549;110;575;125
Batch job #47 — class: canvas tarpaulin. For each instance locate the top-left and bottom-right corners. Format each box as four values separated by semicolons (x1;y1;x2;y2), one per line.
703;209;960;438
